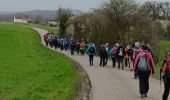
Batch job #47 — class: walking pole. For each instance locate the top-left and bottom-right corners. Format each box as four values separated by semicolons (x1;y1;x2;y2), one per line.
159;68;162;94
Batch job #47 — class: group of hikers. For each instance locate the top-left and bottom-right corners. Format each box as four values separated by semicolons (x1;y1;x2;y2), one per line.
43;32;170;100
43;32;89;55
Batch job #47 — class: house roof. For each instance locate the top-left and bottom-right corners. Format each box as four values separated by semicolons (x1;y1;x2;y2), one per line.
15;13;29;19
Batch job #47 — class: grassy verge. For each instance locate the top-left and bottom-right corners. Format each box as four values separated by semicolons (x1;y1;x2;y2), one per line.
156;40;170;75
0;24;79;100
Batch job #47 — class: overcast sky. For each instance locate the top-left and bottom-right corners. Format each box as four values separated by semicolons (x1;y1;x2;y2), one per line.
0;0;168;12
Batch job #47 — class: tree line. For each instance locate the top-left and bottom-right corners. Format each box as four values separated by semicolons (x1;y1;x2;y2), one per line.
57;0;170;63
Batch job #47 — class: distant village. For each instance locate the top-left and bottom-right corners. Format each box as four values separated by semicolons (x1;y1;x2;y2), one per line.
0;13;58;27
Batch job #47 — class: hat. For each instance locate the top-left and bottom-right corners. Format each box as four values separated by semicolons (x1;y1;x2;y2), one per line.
116;43;119;47
135;42;140;48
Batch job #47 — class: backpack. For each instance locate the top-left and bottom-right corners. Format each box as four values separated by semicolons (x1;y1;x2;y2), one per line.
80;43;84;49
119;48;123;56
138;54;149;72
89;46;95;54
100;47;107;56
125;48;130;58
112;47;117;55
64;40;68;46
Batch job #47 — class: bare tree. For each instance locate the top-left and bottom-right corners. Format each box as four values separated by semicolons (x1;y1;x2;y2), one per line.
103;0;137;43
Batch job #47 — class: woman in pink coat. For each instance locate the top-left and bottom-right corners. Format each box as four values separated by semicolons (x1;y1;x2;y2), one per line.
134;45;155;99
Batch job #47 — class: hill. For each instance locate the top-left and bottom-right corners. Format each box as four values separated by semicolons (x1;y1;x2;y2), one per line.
0;9;83;22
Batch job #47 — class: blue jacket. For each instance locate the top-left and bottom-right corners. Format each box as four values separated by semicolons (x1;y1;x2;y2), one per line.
87;44;96;55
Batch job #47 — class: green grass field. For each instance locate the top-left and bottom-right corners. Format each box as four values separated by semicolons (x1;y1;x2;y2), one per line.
156;40;170;75
0;24;79;100
18;23;59;34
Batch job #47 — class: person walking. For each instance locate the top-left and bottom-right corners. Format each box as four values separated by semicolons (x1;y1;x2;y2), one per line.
64;38;68;50
43;33;49;46
161;49;170;100
125;45;131;68
99;44;107;67
48;32;53;47
53;36;58;50
109;45;117;68
87;42;96;66
80;41;85;55
116;45;125;70
105;43;110;65
134;45;155;99
70;38;76;55
133;42;141;79
75;40;80;55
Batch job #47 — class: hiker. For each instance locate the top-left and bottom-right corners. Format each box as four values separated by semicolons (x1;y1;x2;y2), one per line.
134;45;155;99
133;42;141;62
133;42;141;79
130;45;134;70
80;41;85;55
64;38;69;50
116;44;125;70
43;33;49;46
109;45;117;68
125;45;131;68
51;32;56;48
48;32;53;47
115;43;120;63
105;43;110;65
53;36;58;50
60;38;65;51
70;38;76;55
87;42;96;66
99;44;107;67
57;38;60;49
84;39;88;51
75;40;80;55
161;49;170;100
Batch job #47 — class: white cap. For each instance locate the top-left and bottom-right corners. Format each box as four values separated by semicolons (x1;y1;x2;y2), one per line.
116;43;119;47
127;45;130;49
135;42;140;48
106;43;109;46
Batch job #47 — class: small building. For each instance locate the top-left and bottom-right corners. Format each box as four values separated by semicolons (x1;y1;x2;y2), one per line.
48;21;58;27
14;14;29;23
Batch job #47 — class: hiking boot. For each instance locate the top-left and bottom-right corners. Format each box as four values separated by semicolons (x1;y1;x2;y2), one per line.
144;93;147;97
118;66;120;70
141;95;145;99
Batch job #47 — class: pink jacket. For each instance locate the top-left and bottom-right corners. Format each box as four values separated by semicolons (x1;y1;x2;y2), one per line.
134;50;155;72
